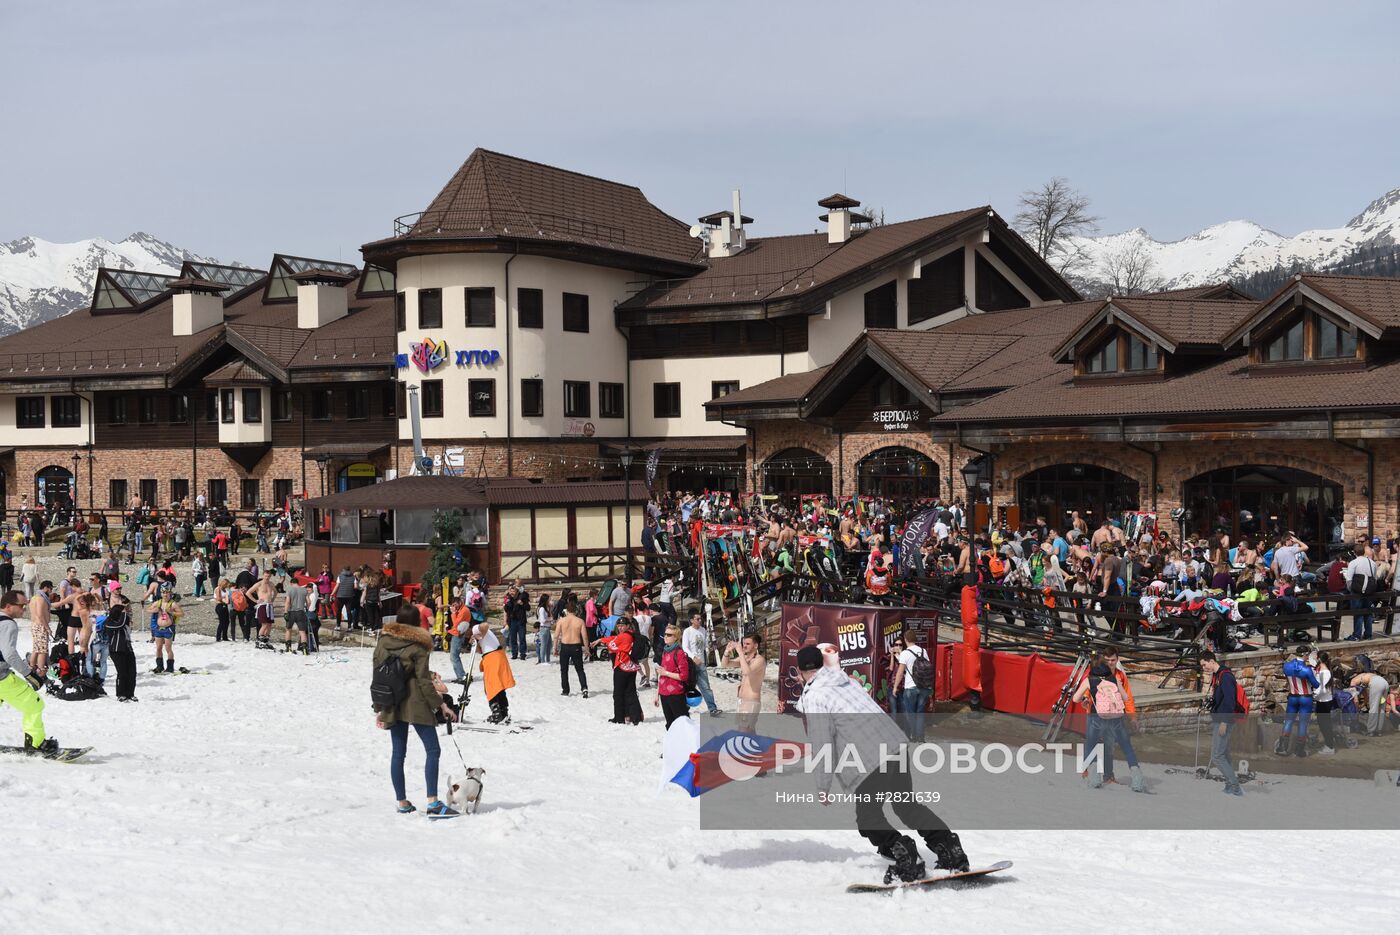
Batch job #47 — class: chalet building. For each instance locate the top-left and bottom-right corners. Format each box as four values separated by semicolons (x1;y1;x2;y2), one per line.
3;146;1398;551
708;275;1400;549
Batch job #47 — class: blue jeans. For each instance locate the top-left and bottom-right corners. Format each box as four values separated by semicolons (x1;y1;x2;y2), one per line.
694;664;719;713
88;637;110;680
1091;717;1138;777
536;627;553;663
899;687;931;741
134;531;144;552
389;721;440;802
450;635;467;681
507;620;526;658
1351;598;1373;639
194;575;206;598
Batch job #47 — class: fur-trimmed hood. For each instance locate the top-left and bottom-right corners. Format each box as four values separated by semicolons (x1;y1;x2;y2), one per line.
380;621;433;650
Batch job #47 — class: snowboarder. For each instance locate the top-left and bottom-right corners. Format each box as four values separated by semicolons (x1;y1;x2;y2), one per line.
0;590;58;755
794;644;968;884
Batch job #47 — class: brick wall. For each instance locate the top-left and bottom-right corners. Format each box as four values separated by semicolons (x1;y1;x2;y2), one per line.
749;421;980;499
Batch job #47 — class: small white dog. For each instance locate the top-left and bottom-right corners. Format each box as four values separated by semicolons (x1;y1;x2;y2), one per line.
447;767;486;814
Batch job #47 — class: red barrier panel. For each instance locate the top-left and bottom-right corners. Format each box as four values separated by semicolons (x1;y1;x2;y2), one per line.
1025;655;1085;735
934;643;955;701
986;651;1034;715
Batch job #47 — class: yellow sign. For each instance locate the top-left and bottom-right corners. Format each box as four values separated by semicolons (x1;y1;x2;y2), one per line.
345;462;377;478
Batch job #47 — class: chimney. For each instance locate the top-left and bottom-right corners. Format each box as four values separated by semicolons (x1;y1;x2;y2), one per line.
818;193;869;245
293;268;357;329
169;277;229;336
697;190;752;258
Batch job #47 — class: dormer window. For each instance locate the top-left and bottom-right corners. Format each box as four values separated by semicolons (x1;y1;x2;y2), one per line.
1253;308;1359;365
1082;330;1157;375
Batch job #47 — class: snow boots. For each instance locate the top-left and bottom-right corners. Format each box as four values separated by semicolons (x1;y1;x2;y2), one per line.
1274;736;1292;756
880;836;927;884
1087;769;1104;788
1129;765;1147;793
923;831;970;873
23;736;59;758
1291;737;1309;758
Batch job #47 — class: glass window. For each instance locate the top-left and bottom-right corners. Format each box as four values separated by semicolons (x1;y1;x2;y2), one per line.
16;397;44;429
266;261;297;300
346;386;369;421
562;293;589;332
331;509;359;543
599;382;625;419
381;384;397;419
863;281;898;329
1085;336;1119;374
170;393;189;424
393;509;435;544
207;478;227;508
421;379;444;418
653;382;681;418
140;479;157;507
220;389;235;424
109;479;128;509
418;288;442;329
141;396;159;425
396;382;406;418
395;293;406;332
1262;315;1304;362
272;390;292;422
563;380;590;418
712;380;740;400
874;376;910;407
1315;316;1357;359
460;507;489;545
361;265;395;295
52;395;82;428
521;379;544;417
272;479;294;509
518;288;544;329
204;393;218;424
170;479;189;504
466;287;495;327
241;389;262;424
107;396;128;425
240;478;260;510
310;389;331;421
468;379;496;417
1124;333;1158;371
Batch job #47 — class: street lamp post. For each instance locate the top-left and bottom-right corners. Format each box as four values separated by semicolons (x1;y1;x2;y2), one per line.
70;452;81;523
619;448;635;580
314;455;332;497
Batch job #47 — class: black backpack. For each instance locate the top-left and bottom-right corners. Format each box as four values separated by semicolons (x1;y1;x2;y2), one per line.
908;645;935;691
370;651;410;709
629;633;651;663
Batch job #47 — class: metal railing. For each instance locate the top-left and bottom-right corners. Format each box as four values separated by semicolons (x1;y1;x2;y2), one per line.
634;265;820;305
392;210;628;246
0;346;179;372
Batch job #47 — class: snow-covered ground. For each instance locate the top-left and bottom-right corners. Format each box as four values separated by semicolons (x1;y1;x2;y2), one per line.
2;631;1393;933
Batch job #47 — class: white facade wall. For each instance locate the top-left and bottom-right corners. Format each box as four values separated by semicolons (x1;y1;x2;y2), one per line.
217;387;270;444
629;354;782;438
0;393;90;447
394;254;634;440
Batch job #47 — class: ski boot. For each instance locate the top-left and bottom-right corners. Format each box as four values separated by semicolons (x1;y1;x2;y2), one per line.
880;836;926;884
23;736;59;758
924;831;970;873
1129;765;1147;793
1291;737;1308;758
1273;735;1292;756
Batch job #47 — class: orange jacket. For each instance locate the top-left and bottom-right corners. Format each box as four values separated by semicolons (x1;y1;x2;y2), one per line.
1079;668;1137;716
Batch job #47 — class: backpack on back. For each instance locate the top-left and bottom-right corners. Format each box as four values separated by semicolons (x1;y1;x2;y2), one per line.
597;578;618;607
629;632;651;663
1092;677;1126;718
908;645;935;691
370;651;411;709
230;588;249;612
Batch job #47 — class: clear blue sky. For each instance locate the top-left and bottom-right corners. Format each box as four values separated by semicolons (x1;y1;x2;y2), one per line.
3;0;1397;264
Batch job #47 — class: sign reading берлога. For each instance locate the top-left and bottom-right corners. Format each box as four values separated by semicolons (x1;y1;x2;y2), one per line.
872;407;923;431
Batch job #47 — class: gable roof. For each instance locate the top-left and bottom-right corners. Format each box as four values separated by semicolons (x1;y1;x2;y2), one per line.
1223;272;1400;347
374;148;703;270
702;367;830;412
1050;296;1254;361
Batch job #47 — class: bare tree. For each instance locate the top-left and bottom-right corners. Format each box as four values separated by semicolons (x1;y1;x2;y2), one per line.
1098;239;1164;296
857;206;887;229
1013;177;1098;278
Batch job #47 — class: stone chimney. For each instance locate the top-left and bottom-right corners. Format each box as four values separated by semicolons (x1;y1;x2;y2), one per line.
293;268;357;329
818;193;870;245
169;277;229;336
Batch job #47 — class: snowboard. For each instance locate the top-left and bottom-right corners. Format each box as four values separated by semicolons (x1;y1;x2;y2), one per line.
847;860;1012;894
0;744;93;763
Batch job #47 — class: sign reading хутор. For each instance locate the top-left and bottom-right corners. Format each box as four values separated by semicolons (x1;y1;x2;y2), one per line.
396;337;503;374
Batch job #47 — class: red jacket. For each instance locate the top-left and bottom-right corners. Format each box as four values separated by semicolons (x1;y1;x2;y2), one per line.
601;632;635;670
659;646;690;696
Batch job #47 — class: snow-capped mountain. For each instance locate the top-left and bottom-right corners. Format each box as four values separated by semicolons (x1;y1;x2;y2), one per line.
0;232;220;337
1070;188;1400;291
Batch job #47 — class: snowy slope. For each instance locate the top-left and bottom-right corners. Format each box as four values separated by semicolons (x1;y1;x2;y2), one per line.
0;233;218;336
0;630;1392;935
1071;188;1400;289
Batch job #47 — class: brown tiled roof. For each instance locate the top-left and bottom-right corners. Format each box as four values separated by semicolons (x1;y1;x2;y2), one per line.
1107;296;1254;349
864;329;1018;390
817;193;861;209
306;476;651;512
302;442;392;459
629;208;991;311
703;367;830;408
485;479;650;507
933;353;1400;425
203;360;272;385
395;149;702;267
1299;273;1400;330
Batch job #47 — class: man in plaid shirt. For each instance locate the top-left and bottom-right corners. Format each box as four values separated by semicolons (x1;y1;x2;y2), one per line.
795;645;969;883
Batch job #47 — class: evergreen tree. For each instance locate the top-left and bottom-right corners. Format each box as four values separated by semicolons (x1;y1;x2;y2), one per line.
423;508;465;591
